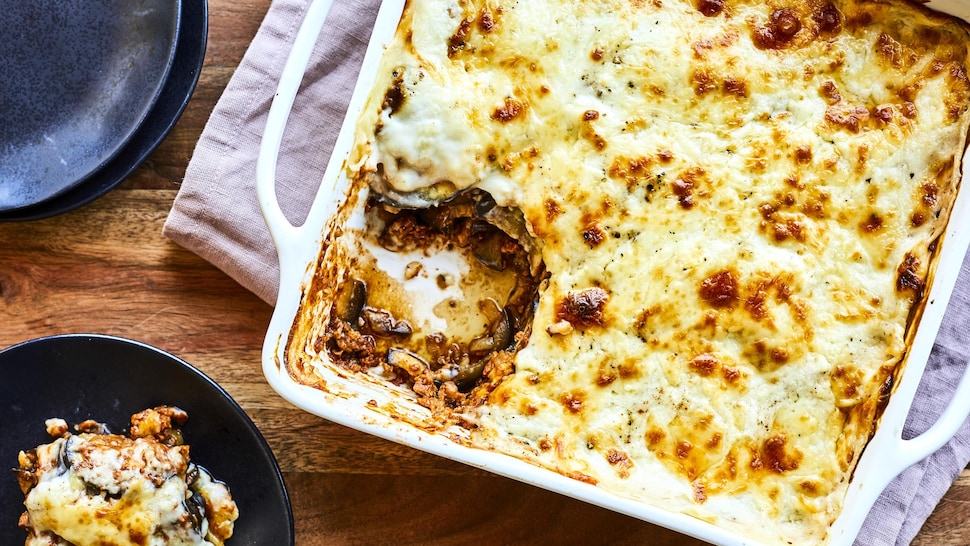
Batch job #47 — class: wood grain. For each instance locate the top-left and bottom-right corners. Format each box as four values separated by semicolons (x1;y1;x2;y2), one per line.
1;0;967;544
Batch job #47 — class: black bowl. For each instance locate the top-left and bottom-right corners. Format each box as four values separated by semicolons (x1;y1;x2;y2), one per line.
0;334;294;545
0;0;208;222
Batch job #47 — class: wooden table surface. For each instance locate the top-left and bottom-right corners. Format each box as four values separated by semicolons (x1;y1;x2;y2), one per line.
1;1;968;544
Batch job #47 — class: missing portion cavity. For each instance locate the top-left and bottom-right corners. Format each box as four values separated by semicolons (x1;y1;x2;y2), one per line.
319;189;545;415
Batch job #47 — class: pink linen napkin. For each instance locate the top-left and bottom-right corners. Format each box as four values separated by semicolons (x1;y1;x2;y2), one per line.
163;0;970;543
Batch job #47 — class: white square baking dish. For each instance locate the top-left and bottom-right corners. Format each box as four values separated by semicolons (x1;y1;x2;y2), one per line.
257;0;970;544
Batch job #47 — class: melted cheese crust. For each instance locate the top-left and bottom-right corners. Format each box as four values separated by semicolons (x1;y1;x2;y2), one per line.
17;409;238;546
23;435;199;546
326;0;970;543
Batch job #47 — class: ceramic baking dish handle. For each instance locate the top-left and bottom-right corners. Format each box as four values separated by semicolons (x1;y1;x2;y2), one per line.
256;0;335;254
891;357;970;468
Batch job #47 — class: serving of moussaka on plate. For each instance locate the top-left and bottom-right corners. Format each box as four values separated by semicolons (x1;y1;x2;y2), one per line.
15;407;238;546
279;0;970;543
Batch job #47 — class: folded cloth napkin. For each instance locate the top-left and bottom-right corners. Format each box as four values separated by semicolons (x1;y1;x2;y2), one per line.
163;0;970;543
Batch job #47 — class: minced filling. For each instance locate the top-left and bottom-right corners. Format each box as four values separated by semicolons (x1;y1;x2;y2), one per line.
319;189;545;414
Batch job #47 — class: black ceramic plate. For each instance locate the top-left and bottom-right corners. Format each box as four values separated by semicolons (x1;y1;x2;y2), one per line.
0;334;294;545
0;0;207;223
0;0;182;212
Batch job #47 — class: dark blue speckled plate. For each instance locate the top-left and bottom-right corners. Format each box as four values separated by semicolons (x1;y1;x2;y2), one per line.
0;0;208;223
0;0;181;212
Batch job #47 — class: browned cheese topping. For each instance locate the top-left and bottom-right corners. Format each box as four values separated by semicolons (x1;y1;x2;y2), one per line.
284;0;970;543
16;407;238;546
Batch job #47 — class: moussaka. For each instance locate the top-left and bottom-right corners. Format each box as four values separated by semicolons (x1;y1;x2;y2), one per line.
281;0;970;543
